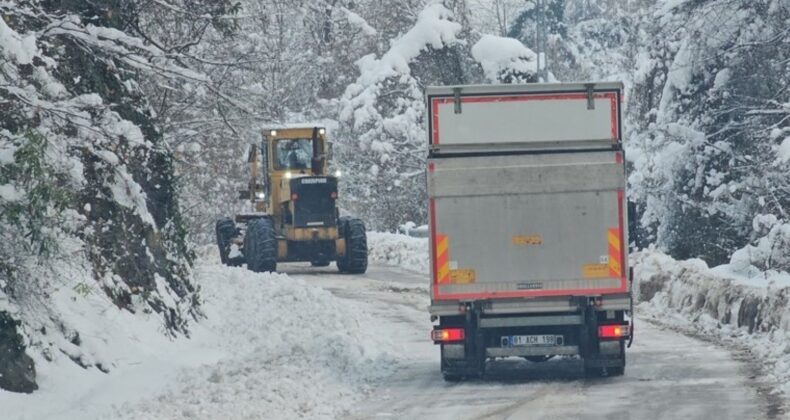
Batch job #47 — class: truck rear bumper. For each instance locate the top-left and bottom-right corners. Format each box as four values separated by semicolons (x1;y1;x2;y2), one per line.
429;293;631;317
446;341;622;360
487;345;579;358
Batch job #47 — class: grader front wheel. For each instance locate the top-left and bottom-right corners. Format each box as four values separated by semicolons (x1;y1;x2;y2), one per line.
245;218;277;273
216;217;240;266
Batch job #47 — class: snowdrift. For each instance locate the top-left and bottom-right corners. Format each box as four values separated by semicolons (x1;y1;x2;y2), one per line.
367;232;429;274
635;251;790;393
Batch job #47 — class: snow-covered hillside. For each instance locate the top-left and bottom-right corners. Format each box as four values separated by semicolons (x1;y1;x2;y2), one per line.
1;252;396;419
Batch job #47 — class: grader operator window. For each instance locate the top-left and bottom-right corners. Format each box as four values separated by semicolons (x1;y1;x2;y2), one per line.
274;139;313;170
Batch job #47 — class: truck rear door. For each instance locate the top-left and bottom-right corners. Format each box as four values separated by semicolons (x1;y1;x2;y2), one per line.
426;83;628;301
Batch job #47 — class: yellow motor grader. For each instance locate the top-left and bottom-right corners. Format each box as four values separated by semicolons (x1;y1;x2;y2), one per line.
215;127;367;273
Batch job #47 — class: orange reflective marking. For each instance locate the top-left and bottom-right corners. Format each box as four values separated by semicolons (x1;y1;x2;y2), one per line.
608;227;622;277
436;234;450;284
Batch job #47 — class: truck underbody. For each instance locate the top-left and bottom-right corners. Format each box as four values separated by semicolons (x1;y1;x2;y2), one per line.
431;292;631;379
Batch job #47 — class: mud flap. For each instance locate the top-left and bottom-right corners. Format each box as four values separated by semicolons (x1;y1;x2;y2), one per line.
578;298;626;374
440;304;486;379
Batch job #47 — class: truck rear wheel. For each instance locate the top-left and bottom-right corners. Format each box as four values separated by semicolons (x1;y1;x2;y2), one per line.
216;217;240;266
337;217;367;274
608;366;625;376
442;373;463;382
585;365;625;377
245;218;277;273
584;341;626;377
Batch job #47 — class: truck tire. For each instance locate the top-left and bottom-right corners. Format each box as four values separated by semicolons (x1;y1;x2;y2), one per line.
585;365;625;377
215;217;239;266
585;342;626;377
337;217;367;274
608;366;625;376
245;218;277;273
442;373;463;382
608;346;626;376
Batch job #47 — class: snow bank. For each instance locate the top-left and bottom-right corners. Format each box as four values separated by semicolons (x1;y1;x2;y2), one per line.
2;256;397;419
0;247;185;417
367;232;429;274
471;34;537;83
635;251;790;394
105;259;397;420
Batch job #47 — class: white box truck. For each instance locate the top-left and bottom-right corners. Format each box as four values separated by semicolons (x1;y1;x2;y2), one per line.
426;82;632;380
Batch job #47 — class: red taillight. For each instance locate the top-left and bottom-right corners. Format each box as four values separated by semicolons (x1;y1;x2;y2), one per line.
598;324;629;340
330;191;338;200
291;193;298;201
431;328;464;343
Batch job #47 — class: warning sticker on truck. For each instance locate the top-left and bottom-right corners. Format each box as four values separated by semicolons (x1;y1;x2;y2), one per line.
449;269;476;284
512;234;543;246
582;264;609;279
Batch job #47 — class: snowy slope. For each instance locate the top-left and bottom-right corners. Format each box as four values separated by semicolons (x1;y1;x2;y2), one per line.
2;251;397;420
634;251;790;395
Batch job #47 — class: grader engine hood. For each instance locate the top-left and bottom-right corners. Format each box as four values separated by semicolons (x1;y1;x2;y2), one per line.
289;176;338;227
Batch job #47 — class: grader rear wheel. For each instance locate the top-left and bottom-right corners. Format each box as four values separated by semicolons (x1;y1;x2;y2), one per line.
337;217;368;274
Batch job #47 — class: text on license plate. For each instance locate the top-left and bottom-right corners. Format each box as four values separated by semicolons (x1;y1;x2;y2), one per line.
501;335;559;347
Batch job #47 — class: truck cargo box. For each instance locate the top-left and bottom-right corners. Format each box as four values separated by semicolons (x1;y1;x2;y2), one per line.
428;82;622;152
426;82;628;303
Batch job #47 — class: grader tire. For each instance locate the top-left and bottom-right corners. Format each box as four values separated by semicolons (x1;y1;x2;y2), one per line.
337;217;368;274
245;218;277;273
215;217;239;266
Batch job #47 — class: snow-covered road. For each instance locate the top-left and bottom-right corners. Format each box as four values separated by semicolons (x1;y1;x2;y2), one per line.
289;264;779;420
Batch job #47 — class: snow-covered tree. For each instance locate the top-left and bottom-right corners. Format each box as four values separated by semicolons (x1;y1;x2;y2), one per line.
471;34;537;83
336;3;466;230
626;0;789;264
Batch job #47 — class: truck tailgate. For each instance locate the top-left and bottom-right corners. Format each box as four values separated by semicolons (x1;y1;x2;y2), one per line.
428;150;628;300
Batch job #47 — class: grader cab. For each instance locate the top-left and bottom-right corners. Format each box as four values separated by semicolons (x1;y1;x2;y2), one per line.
215;127;368;274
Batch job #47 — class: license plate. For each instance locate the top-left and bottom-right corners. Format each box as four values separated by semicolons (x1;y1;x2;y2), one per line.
502;335;558;347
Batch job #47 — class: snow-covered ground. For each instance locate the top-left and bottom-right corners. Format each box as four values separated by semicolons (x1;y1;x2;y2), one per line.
3;250;397;420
